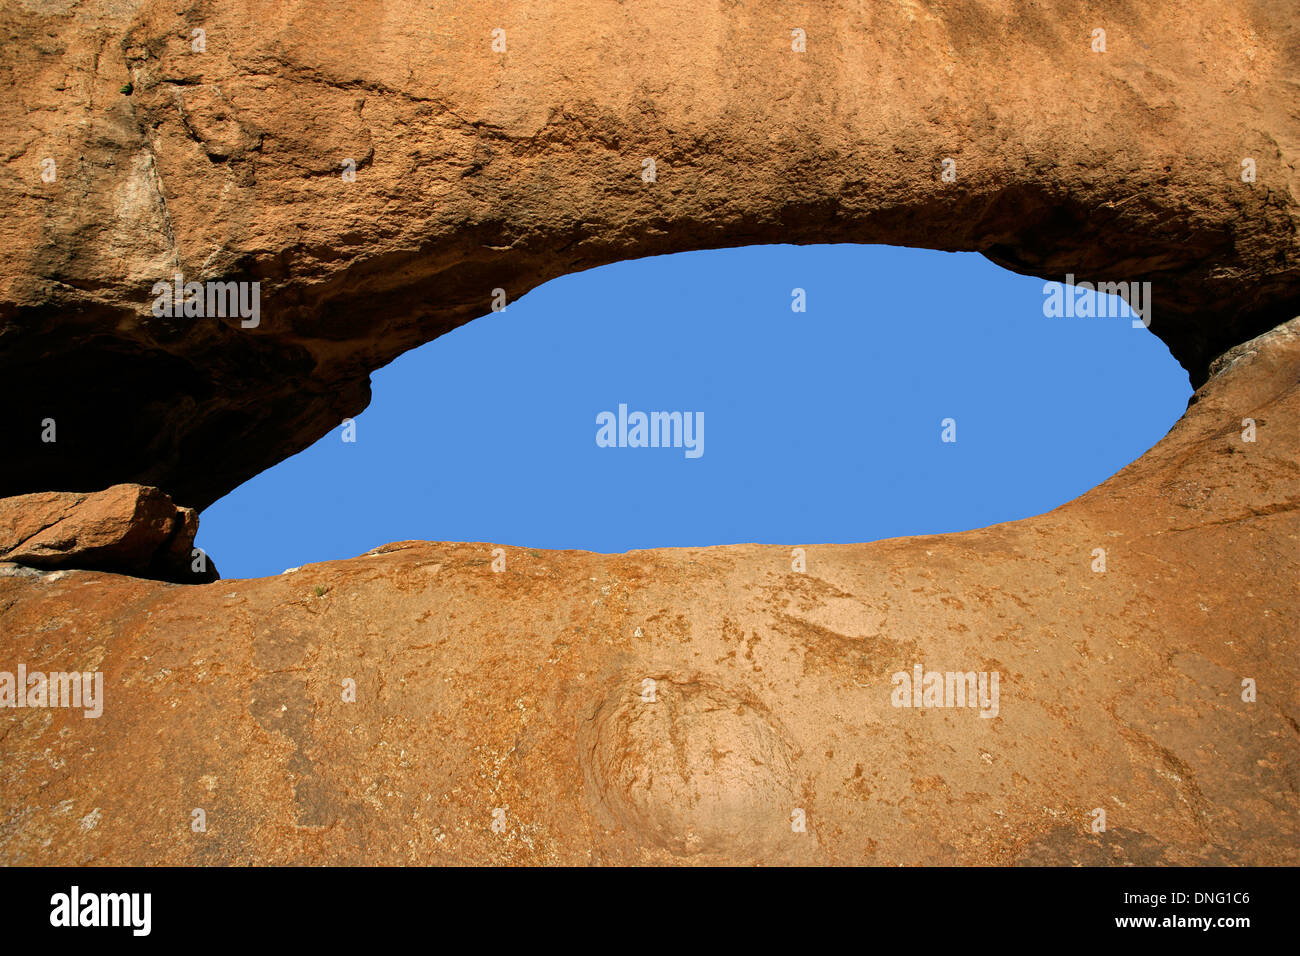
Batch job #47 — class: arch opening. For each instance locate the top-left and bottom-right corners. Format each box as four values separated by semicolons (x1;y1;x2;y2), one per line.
196;244;1191;579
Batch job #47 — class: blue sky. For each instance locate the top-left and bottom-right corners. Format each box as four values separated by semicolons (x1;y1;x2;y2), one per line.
196;245;1191;579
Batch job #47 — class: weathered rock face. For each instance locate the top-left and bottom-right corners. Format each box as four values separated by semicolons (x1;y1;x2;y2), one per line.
0;484;216;583
2;0;1298;507
0;0;1296;866
0;318;1295;865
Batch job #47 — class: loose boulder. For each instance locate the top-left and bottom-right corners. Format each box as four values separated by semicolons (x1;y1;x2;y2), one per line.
0;484;218;583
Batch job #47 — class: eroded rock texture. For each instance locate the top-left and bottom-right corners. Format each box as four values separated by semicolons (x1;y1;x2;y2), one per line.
2;0;1299;506
0;319;1296;865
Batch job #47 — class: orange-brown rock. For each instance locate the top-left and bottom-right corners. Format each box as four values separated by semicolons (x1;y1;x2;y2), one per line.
1;318;1295;865
0;484;216;584
1;0;1298;506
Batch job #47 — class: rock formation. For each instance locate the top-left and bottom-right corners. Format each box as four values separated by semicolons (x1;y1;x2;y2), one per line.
1;0;1298;507
0;317;1296;865
0;0;1296;866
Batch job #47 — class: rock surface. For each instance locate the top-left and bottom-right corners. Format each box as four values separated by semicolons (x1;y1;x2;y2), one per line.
2;0;1298;506
1;318;1295;865
0;484;216;583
